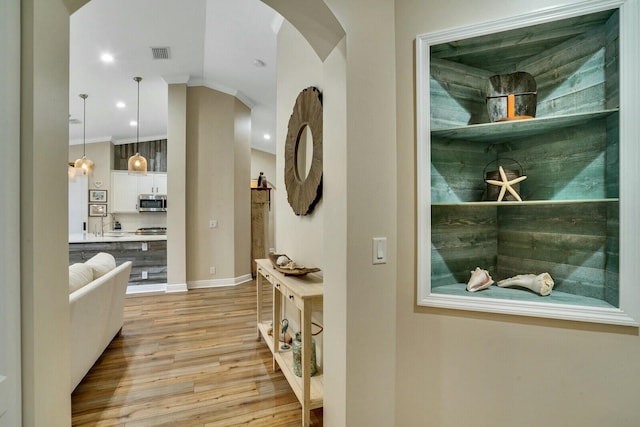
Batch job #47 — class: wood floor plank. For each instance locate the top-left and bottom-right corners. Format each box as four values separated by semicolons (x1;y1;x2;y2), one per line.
72;282;322;426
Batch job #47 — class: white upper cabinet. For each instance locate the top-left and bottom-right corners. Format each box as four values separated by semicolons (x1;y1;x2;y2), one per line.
111;171;168;213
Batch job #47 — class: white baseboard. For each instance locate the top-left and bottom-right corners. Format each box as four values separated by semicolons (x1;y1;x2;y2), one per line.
188;274;253;289
126;275;251;295
166;283;188;293
126;283;167;294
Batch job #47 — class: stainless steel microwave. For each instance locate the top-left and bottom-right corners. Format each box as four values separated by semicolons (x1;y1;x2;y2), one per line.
138;194;167;212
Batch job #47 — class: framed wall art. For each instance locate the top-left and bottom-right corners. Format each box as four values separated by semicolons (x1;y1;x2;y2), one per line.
88;203;107;217
89;189;107;203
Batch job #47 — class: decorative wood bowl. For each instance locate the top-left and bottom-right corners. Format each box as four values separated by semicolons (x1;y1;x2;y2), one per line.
268;253;321;276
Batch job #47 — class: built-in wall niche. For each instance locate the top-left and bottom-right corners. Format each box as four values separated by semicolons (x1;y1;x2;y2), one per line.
416;0;640;325
113;139;167;172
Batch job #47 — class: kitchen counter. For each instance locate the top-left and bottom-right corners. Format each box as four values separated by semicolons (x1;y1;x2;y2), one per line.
69;232;167;243
69;234;167;286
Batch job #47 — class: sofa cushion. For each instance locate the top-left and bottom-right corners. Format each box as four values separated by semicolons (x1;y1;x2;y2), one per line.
85;252;116;279
69;263;94;293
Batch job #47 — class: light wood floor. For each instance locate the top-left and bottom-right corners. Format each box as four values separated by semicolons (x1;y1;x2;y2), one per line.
71;282;323;426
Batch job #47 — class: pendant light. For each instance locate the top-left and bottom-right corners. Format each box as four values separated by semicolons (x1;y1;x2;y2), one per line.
128;76;147;175
74;93;94;175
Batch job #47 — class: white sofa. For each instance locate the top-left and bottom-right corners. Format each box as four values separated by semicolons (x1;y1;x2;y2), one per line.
69;252;132;392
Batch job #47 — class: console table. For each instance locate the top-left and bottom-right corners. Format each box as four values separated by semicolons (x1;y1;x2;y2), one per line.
255;259;323;426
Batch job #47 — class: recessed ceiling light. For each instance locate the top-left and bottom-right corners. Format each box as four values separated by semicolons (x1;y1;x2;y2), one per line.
263;133;271;140
100;53;114;63
116;101;126;109
253;59;266;67
129;120;137;127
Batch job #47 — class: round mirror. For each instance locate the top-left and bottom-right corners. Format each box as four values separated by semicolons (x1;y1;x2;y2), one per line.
284;87;323;216
295;125;314;181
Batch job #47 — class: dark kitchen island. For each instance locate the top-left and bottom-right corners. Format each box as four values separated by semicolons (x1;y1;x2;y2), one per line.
69;232;167;288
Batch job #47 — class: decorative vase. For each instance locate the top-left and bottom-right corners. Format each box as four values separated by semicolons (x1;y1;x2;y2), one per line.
292;332;317;377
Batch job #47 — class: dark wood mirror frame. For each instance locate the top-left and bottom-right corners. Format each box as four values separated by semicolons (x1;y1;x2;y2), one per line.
284;87;323;216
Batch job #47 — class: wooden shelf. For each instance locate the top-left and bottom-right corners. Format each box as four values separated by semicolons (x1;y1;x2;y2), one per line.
274;351;324;410
415;4;639;325
431;109;618;143
257;321;275;354
432;198;619;207
255;259;323;427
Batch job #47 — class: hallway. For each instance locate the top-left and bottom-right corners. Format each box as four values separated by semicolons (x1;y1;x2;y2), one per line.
71;283;322;426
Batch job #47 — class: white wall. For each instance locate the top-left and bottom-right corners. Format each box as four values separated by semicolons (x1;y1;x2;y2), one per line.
395;0;640;425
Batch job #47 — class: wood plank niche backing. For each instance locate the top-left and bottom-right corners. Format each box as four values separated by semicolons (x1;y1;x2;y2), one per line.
429;8;620;308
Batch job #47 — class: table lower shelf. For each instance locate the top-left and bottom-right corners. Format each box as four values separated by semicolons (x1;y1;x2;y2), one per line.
258;321;323;409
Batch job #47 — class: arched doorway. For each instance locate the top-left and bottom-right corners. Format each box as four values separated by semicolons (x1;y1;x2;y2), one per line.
17;1;346;426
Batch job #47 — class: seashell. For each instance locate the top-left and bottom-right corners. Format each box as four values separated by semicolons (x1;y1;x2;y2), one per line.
276;255;291;266
466;267;494;292
497;273;554;296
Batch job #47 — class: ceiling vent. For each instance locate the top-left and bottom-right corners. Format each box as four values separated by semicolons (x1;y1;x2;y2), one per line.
151;47;170;60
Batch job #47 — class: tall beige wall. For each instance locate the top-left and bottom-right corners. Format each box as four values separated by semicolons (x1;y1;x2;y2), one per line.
1;0;22;424
320;36;348;425
394;0;640;425
21;0;72;424
275;22;324;267
328;2;398;425
167;83;188;289
276;0;398;423
185;86;251;282
233;99;252;276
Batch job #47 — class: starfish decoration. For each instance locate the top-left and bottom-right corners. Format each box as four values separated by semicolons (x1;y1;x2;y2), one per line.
485;165;527;202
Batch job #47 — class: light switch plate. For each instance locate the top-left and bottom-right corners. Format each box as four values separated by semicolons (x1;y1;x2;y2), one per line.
372;237;387;265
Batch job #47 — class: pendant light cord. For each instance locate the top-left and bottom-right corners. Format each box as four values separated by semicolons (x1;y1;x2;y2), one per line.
134;77;142;150
80;93;88;156
136;78;140;145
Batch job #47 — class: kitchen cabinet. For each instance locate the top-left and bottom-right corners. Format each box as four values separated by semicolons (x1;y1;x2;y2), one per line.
111;171;167;213
416;0;640;325
138;173;167;194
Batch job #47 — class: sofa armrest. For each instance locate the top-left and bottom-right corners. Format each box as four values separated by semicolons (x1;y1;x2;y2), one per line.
70;261;132;392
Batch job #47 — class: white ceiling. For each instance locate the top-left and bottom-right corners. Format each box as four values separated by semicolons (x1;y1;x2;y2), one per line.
69;0;282;153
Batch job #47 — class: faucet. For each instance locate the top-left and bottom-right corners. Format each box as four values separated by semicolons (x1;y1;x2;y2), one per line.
93;216;108;237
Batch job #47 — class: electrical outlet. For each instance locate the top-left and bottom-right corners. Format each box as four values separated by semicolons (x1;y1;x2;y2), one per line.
209;266;216;275
141;271;148;279
141;242;148;251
